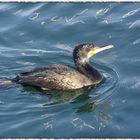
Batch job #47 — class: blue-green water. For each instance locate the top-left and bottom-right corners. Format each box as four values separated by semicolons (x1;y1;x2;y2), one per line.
0;2;140;138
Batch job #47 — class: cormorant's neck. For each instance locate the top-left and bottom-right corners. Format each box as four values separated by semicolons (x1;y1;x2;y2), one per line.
75;61;103;84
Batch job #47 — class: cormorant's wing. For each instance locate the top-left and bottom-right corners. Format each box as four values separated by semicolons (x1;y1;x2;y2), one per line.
20;67;49;76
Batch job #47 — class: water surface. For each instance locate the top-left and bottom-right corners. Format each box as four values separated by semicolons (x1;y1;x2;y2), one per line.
0;2;140;138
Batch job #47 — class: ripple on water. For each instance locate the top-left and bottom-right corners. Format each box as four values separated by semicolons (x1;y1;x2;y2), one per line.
0;3;16;11
17;3;45;17
0;46;63;57
87;62;119;105
129;19;140;29
121;76;140;90
96;7;111;16
122;9;139;19
133;38;140;45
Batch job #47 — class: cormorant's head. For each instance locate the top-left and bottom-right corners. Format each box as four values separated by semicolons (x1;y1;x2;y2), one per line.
73;43;114;65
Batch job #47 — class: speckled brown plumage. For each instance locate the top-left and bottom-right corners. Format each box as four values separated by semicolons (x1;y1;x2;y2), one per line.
16;64;94;90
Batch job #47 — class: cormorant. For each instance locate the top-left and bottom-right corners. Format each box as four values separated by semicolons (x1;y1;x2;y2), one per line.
14;43;114;90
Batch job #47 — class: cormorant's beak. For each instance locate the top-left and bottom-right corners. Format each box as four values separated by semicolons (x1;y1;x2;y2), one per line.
88;45;114;58
95;45;114;53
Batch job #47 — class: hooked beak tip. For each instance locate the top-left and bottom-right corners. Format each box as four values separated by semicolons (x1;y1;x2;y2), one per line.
105;45;114;49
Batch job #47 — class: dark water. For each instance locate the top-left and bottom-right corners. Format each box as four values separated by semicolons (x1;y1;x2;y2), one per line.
0;2;140;138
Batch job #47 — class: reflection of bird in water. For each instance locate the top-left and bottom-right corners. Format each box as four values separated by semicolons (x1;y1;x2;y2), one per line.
0;43;113;90
23;84;92;103
43;87;92;103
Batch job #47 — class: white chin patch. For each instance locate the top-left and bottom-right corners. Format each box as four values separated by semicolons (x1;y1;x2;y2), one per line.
80;57;87;63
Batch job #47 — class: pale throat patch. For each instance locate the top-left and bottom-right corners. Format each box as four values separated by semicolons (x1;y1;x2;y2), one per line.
80;57;88;63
